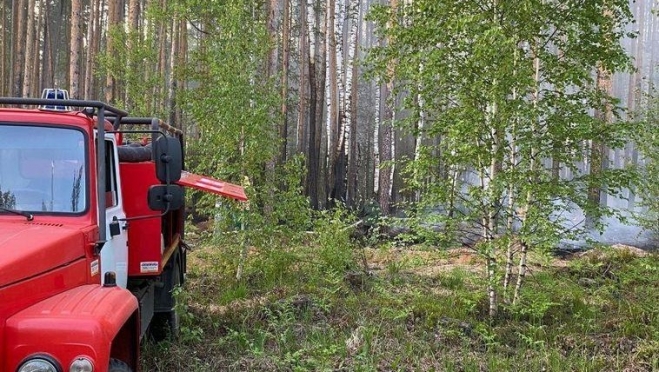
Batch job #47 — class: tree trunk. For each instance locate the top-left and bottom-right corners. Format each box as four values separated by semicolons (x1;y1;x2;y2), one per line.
296;0;308;156
326;0;339;203
503;48;520;302
69;0;82;98
373;80;380;197
12;0;27;96
22;0;35;97
264;0;279;218
156;0;168;113
306;0;326;209
280;0;290;163
125;0;140;108
1;1;7;95
175;18;187;127
308;55;320;209
378;0;397;215
512;51;541;306
84;0;99;99
586;65;612;227
105;0;118;102
40;0;51;92
413;61;425;202
128;0;139;29
345;0;360;206
379;82;393;215
167;14;179;124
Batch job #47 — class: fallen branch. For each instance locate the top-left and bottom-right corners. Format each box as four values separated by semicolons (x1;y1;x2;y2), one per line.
342;220;364;232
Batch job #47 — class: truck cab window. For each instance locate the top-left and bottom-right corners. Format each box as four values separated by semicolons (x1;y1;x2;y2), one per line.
0;125;87;213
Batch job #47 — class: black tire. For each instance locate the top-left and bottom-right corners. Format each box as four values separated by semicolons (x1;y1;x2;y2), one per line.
149;258;181;341
109;358;132;372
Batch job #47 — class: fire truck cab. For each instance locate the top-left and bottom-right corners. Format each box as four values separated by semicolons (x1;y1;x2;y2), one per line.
0;91;246;372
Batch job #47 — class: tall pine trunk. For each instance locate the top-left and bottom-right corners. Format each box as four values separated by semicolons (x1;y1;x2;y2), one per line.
22;0;35;97
84;0;100;99
345;0;360;206
12;0;27;96
280;0;290;163
0;1;6;95
297;0;308;156
69;0;82;98
105;0;118;102
307;0;326;209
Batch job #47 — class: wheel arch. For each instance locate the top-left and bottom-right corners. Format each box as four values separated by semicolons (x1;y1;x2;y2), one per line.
4;285;139;371
110;310;140;371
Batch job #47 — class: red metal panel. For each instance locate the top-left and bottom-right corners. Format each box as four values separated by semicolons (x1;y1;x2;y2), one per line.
119;162;163;277
4;284;138;372
0;221;86;287
176;171;248;201
0;259;89;371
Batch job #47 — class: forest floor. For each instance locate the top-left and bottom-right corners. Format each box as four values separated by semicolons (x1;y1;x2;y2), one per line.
141;226;659;371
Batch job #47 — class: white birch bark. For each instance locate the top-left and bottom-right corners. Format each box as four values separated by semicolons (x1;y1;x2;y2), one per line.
503;47;520;300
513;51;541;306
344;0;358;158
414;62;425;202
374;81;380;194
334;0;347;160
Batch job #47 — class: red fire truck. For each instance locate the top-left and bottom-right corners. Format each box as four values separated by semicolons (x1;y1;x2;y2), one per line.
0;90;246;372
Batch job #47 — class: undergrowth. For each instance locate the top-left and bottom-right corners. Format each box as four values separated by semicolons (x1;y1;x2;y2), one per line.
142;221;659;371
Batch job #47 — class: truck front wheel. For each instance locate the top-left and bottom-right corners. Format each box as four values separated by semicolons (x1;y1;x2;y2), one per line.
109;358;132;372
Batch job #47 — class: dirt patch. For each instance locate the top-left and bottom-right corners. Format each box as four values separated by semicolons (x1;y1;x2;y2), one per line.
577;244;650;259
365;246;483;277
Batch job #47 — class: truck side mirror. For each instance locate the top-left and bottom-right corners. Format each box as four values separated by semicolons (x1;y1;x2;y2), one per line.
148;185;184;211
153;135;182;183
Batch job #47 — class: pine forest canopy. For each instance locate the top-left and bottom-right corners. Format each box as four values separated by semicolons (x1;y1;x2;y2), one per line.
0;0;656;238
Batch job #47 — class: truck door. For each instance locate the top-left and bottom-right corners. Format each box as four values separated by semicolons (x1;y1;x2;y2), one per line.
100;138;129;288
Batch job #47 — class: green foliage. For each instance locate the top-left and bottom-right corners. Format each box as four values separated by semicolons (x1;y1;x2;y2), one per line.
0;185;16;209
175;0;312;234
172;286;205;343
178;0;278;202
143;241;659;371
367;0;638;311
101;0;310;235
97;1;171;116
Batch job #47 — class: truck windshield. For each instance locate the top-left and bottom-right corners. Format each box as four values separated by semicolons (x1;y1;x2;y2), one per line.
0;124;87;214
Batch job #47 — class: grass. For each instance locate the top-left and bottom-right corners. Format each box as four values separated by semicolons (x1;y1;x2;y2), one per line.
141;228;659;371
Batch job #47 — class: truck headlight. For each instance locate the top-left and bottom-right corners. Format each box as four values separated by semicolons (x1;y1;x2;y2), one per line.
69;357;93;372
17;356;61;372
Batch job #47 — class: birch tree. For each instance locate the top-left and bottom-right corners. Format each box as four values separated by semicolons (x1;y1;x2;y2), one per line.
369;0;637;316
326;0;339;201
